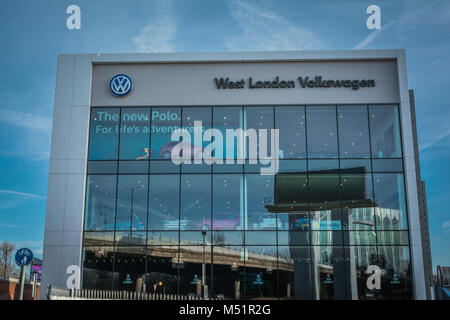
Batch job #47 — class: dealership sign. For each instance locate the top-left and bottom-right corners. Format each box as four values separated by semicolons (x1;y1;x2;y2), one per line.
215;76;375;90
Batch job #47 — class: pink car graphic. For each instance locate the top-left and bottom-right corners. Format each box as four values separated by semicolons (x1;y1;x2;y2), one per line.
199;213;241;230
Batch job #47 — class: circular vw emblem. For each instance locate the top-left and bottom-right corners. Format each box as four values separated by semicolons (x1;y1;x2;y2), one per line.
110;74;132;96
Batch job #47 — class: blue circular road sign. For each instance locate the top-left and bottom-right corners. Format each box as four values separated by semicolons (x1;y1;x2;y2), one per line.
15;248;33;267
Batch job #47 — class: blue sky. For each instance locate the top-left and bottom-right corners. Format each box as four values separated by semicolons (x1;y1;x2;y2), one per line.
0;0;449;269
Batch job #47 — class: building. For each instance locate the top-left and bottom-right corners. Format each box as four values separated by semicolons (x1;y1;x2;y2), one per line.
41;50;432;300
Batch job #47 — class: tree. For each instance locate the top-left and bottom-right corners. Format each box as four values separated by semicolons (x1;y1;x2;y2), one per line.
0;241;18;279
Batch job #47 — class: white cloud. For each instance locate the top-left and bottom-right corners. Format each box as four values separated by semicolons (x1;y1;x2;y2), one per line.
419;129;450;152
225;0;324;51
131;0;176;53
0;189;44;200
443;220;450;229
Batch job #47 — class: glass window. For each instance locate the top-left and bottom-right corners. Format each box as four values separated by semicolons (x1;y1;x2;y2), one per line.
213;107;243;161
275;106;306;159
278;231;310;246
148;175;180;230
244;246;277;299
212;231;243;246
337;106;370;158
112;246;146;291
88;161;117;174
147;231;179;246
84;175;117;231
182;107;212;166
116;175;148;231
306;106;338;158
277;246;312;299
181;174;211;230
88;108;120;160
119;108;151;160
145;246;179;295
179;245;212;297
82;246;114;290
212;174;243;230
372;159;403;172
276;174;309;229
83;232;115;246
373;173;408;230
180;231;212;246
378;246;412;299
244;107;273;160
341;173;375;231
150;107;181;160
308;173;340;211
212;246;244;299
311;246;346;300
369;105;402;158
245;175;275;230
115;231;146;246
343;246;378;300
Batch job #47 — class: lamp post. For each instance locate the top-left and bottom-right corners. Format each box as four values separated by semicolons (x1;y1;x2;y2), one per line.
202;230;207;299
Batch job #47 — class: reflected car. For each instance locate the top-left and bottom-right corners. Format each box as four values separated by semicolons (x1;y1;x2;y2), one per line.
159;141;205;160
199;214;241;230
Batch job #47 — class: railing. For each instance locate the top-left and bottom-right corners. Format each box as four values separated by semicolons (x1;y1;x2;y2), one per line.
47;285;217;300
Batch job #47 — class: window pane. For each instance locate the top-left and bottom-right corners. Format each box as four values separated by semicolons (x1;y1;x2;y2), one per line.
112;246;146;291
89;108;120;160
306;106;338;158
275;106;306;159
179;245;212;297
338;106;370;158
277;246;312;299
378;246;412;299
344;246;378;300
212;174;243;230
116;175;148;231
244;107;273;160
213;107;242;160
182;107;211;166
148;175;180;230
373;173;408;230
181;174;211;230
244;246;277;299
84;175;117;231
119;108;150;160
311;246;346;299
150;107;181;159
82;246;114;290
145;246;179;294
245;174;275;230
212;246;244;299
369;105;402;158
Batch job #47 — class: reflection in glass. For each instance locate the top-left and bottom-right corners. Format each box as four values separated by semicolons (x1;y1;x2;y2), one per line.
378;246;412;299
212;174;243;230
369;105;402;158
116;175;148;231
113;246;146;291
344;246;378;300
244;246;277;299
213;107;242;160
179;245;212;297
150;107;181;160
373;173;408;230
212;246;244;299
245;175;275;230
244;107;273;160
275;106;306;159
145;246;179;294
338;106;370;158
84;175;117;231
88;108;120;160
306;106;338;158
148;175;180;230
82;246;114;290
277;246;312;299
119;108;150;160
181;174;211;230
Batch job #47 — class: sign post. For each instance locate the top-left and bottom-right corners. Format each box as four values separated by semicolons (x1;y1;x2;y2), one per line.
15;248;33;300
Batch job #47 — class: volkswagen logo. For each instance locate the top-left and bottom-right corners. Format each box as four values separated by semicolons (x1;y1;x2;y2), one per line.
110;74;132;96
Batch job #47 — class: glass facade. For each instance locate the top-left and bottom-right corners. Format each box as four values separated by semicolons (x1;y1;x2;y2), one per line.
82;105;412;299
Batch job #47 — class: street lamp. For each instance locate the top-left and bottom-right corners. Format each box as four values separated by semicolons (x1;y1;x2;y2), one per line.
123;184;144;231
202;230;207;299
